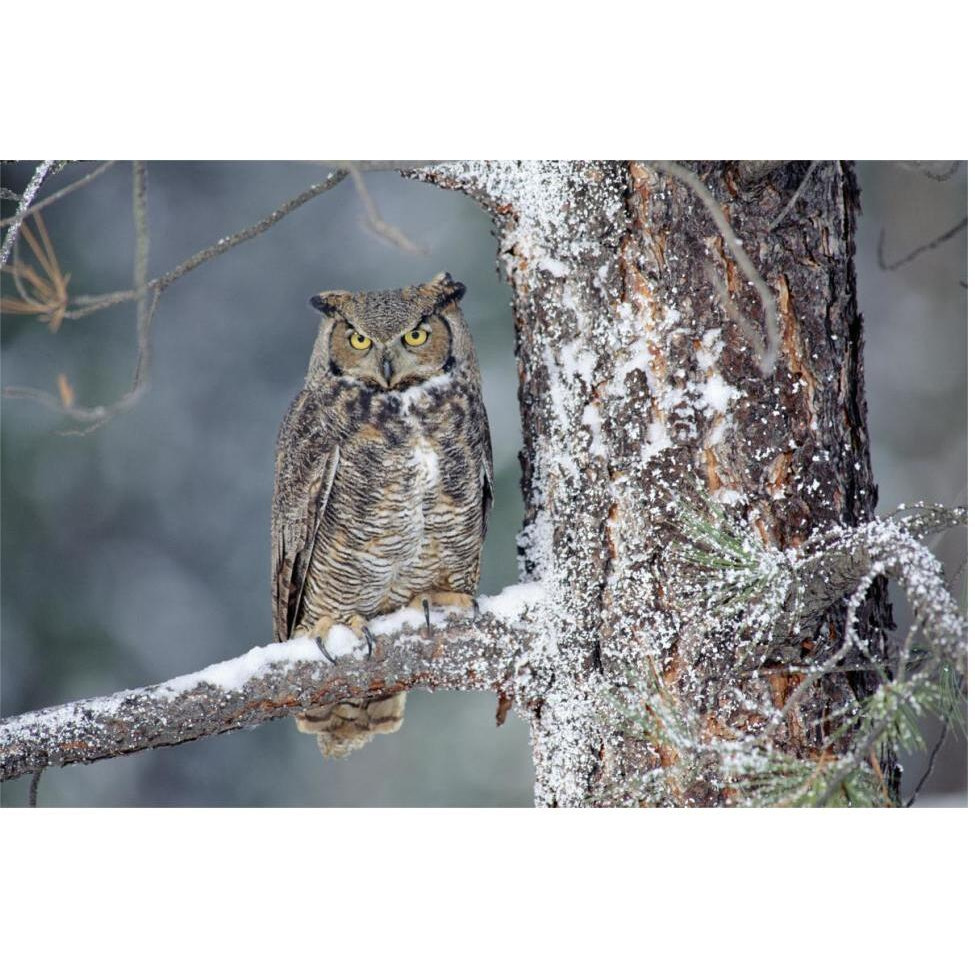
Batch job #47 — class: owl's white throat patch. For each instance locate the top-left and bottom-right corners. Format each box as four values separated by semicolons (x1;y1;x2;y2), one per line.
413;440;440;491
390;372;454;410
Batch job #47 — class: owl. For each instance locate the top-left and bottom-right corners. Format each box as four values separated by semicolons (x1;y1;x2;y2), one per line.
271;272;494;760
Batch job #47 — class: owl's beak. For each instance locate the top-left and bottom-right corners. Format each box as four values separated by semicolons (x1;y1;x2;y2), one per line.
381;353;394;385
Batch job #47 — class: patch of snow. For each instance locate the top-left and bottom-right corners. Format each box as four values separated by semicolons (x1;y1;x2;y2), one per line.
561;338;598;385
157;637;331;698
582;404;607;456
663;306;682;328
539;255;570;277
714;487;745;505
642;421;674;459
697;373;740;415
477;582;547;620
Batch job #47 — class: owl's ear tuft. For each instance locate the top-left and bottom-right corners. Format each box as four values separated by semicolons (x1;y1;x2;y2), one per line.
429;271;466;306
309;291;349;316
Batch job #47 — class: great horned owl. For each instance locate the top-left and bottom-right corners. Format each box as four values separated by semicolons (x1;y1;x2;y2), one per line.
271;272;493;759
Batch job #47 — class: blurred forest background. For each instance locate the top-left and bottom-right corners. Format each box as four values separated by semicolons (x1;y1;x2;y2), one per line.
0;161;967;807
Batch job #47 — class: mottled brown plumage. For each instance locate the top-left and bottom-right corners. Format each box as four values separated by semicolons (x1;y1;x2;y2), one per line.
271;273;493;758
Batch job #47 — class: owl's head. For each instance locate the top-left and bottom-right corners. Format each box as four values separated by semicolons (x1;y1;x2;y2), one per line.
308;272;471;391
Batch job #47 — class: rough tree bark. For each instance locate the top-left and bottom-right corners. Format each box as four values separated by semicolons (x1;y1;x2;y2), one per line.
415;160;891;806
3;161;963;806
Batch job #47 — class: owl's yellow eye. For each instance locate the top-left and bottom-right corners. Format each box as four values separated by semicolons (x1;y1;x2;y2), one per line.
403;328;428;347
349;332;372;350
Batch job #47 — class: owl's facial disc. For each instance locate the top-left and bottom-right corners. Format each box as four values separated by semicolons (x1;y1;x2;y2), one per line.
328;314;452;391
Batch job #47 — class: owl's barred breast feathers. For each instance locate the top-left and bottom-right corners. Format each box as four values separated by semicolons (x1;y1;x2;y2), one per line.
271;273;493;760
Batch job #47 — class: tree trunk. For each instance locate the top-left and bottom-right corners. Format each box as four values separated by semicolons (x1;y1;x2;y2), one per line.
417;161;891;806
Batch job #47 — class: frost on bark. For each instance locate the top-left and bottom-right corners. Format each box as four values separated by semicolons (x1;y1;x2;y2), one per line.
415;161;905;806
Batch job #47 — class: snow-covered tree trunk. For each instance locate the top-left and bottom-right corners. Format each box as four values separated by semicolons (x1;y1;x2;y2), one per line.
418;161;890;806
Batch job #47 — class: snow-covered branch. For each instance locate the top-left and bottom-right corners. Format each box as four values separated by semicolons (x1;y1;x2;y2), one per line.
0;586;544;782
0;161;58;265
791;506;967;668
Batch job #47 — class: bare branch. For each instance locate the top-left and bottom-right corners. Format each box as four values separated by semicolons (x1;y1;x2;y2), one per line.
2;165;160;434
898;161;962;182
349;166;427;254
4;168;351;430
707;262;767;361
329;160;447;173
28;769;42;807
646;161;780;374
0;161;57;265
0;161;116;228
904;718;950;808
768;161;822;231
878;217;967;271
0;589;543;782
63;169;350;321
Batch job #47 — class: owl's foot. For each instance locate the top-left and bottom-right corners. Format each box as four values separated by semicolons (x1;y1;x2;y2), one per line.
314;636;337;664
299;614;371;660
407;591;476;637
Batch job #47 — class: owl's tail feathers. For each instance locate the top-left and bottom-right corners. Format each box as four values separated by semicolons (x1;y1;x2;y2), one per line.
295;692;407;760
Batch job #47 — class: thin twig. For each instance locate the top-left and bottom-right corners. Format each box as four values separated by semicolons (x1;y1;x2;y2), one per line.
63;169;350;320
812;668;940;807
4;169;350;429
898;161;961;182
349;166;427;254
2;167;159;433
906;714;953;805
0;161;56;266
878;217;967;271
328;160;446;173
769;161;822;231
647;161;780;374
28;769;42;806
904;718;950;808
868;747;893;806
708;264;765;361
0;161;116;228
132;161;150;368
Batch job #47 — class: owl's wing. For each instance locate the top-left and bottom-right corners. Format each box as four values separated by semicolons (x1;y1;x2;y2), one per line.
476;397;494;541
271;390;340;643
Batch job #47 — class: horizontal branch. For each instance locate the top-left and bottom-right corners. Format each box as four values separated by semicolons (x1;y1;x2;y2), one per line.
0;586;544;782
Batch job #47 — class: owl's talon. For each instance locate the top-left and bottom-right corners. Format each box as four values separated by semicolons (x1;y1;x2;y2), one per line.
363;627;375;658
315;636;337;665
472;597;480;618
422;598;432;638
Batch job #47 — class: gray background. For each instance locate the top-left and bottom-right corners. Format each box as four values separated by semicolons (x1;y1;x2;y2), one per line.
0;161;966;806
